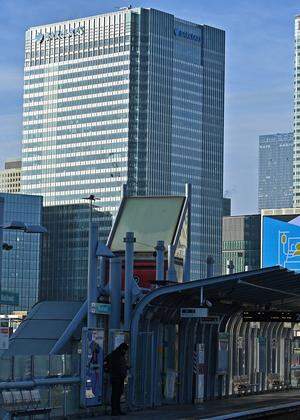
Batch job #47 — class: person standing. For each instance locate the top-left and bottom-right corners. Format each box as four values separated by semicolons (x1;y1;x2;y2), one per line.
104;342;129;416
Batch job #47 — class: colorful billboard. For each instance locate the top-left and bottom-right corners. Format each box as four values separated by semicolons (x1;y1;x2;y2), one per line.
262;214;300;272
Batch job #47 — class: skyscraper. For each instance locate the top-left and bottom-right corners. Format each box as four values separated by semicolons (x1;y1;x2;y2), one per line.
258;132;293;211
21;8;225;299
0;158;22;194
295;16;300;206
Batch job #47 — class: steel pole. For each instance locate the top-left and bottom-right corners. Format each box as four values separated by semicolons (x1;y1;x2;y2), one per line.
124;232;135;331
183;183;192;281
166;244;177;282
109;257;122;330
87;223;98;329
155;240;165;284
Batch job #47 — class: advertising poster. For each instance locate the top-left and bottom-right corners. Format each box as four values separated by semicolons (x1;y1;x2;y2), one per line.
81;328;104;407
262;214;300;272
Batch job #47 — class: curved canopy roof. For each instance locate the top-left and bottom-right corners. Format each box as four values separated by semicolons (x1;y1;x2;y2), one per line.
131;266;300;327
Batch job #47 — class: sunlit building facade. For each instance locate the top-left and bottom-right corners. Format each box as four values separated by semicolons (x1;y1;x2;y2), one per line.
0;159;22;194
21;8;225;299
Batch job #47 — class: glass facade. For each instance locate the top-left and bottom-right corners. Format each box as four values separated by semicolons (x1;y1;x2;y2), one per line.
295;17;300;206
258;132;293;211
41;204;112;301
222;215;261;274
21;8;225;300
0;193;43;313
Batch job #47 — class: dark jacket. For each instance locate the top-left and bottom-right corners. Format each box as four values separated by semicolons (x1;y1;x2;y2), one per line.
104;344;128;380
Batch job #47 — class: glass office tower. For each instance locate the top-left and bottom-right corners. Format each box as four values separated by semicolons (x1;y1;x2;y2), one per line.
258;132;293;211
295;16;300;206
0;193;42;313
21;8;225;299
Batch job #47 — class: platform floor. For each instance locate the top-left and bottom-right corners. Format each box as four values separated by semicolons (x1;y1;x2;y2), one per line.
94;390;300;419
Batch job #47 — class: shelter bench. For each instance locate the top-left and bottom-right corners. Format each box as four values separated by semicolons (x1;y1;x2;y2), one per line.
1;388;51;419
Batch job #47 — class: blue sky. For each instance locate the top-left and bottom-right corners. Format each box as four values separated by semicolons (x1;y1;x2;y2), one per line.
0;0;298;214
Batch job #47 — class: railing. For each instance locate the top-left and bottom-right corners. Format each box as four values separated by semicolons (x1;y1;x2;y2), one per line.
0;354;82;417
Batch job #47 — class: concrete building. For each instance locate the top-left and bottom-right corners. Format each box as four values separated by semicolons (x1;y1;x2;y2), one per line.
258;133;293;211
0;193;43;314
222;214;261;274
21;7;225;299
294;16;300;206
0;158;22;194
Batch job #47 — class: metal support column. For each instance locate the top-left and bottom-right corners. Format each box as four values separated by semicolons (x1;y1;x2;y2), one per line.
109;257;122;330
155;240;165;284
183;183;191;281
124;232;135;331
87;223;98;329
166;245;177;282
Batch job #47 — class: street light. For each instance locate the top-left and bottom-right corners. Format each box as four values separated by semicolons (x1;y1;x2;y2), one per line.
82;195;101;329
82;195;101;227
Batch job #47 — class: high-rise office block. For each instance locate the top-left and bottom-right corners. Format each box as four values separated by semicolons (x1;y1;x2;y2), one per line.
0;158;22;194
222;215;261;274
258;133;293;211
294;16;300;206
0;193;43;314
21;8;225;299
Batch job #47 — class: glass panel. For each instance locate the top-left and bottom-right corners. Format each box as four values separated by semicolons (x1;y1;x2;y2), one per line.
71;354;80;376
13;356;32;380
39;387;50;407
33;355;49;378
0;356;12;381
110;196;185;252
50;385;64;416
50;355;64;377
65;384;80;415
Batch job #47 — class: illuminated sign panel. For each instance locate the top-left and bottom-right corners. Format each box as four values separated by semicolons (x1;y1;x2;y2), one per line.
262;213;300;272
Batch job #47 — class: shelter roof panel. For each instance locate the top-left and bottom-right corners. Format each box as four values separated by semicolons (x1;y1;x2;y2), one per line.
108;196;185;252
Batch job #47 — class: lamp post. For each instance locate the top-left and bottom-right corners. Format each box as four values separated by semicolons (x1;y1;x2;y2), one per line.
82;195;101;329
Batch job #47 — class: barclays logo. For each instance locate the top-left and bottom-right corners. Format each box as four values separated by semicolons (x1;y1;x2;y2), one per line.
34;26;85;43
34;33;44;43
174;28;201;43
